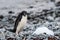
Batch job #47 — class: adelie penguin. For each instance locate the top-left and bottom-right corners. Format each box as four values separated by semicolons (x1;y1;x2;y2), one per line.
7;11;28;35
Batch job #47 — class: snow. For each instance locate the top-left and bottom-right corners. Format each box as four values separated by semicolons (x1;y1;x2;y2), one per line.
32;27;54;36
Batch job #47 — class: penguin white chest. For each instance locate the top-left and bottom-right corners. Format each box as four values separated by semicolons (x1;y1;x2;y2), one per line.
16;15;27;34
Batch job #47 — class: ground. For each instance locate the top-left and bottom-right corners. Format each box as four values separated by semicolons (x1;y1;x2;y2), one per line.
0;0;60;40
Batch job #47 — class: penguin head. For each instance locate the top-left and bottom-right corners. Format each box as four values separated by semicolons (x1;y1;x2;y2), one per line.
20;11;28;16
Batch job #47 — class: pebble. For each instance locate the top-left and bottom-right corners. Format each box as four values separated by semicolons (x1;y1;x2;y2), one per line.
0;15;4;21
29;6;34;8
7;37;16;40
56;1;60;6
8;11;14;14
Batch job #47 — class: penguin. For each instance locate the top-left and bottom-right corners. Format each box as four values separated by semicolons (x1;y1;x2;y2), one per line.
7;11;28;35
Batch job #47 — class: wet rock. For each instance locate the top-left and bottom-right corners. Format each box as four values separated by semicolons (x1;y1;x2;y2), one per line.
7;37;16;40
22;37;27;40
8;11;14;14
12;16;17;18
32;37;44;40
29;6;34;8
0;15;4;21
23;28;29;31
42;9;50;13
33;20;39;24
55;33;60;38
50;0;55;2
55;1;60;6
8;18;14;24
56;11;60;17
0;24;3;28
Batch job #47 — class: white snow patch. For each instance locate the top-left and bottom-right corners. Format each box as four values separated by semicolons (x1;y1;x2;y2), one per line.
32;27;54;36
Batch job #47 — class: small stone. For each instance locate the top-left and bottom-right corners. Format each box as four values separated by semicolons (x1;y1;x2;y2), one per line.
7;38;16;40
50;0;55;2
55;34;60;38
0;15;4;20
56;1;60;6
12;16;17;18
29;6;34;8
32;37;43;40
8;11;14;14
8;18;14;24
43;9;49;13
22;37;27;40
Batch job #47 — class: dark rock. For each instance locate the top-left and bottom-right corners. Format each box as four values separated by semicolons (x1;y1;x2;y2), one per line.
8;18;14;24
8;11;14;14
32;38;39;40
56;11;60;17
0;24;5;28
32;37;43;40
56;7;60;10
0;15;4;20
48;11;54;14
49;24;52;27
57;11;60;13
39;16;45;20
50;0;55;2
27;16;31;20
8;18;13;21
55;34;60;38
7;38;16;40
12;16;17;18
29;6;34;8
22;37;27;40
35;1;39;3
56;1;60;6
43;9;49;13
33;21;39;24
0;26;3;28
57;28;59;30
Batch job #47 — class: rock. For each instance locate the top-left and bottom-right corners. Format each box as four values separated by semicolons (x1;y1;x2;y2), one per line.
50;0;55;2
55;33;60;38
7;38;16;40
29;6;34;8
0;15;4;21
32;37;44;40
22;37;27;40
8;18;14;24
0;24;3;28
32;38;40;40
42;9;49;13
8;11;14;14
55;1;60;6
12;16;17;18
